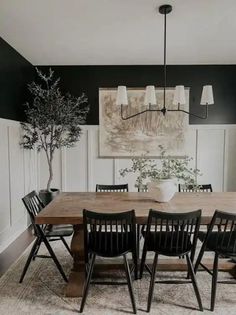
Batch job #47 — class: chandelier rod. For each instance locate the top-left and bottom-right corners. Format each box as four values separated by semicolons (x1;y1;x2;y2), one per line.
163;7;167;112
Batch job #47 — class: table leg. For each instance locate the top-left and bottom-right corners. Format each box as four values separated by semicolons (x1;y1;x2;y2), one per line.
65;224;85;297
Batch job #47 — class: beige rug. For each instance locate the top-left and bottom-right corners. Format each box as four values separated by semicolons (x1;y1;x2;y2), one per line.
0;240;235;315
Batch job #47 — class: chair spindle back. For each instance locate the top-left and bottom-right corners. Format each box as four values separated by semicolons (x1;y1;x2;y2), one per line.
204;210;236;256
178;184;212;192
145;209;201;255
96;184;128;192
83;209;136;257
22;191;45;235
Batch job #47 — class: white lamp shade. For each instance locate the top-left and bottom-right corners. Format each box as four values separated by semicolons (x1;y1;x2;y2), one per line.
200;85;214;105
116;86;128;105
173;85;186;105
144;86;157;105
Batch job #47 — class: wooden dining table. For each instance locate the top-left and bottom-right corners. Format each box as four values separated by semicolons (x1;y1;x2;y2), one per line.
36;191;236;297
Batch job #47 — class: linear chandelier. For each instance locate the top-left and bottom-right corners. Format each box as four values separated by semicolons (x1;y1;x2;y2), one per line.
116;4;214;120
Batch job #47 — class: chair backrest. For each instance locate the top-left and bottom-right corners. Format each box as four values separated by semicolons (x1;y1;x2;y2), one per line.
138;186;148;192
178;184;212;192
22;191;45;234
204;210;236;256
83;209;136;257
96;184;128;192
145;209;202;255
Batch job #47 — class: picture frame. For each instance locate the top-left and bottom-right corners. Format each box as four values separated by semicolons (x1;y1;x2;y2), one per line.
99;87;190;157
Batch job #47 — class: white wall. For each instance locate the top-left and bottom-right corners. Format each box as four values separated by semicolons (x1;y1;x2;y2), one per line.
1;120;236;252
0;118;38;253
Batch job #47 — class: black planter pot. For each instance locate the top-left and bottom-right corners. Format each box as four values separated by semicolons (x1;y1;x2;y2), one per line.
39;188;60;206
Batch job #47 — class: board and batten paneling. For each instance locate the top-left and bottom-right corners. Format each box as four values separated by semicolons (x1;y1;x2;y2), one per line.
224;129;236;192
197;129;225;192
0;124;11;237
64;128;89;192
1;121;236;252
38;125;236;194
0;118;37;253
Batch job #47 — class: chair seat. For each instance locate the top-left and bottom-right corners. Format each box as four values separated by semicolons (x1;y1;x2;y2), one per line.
198;231;236;256
45;224;73;237
88;232;133;257
142;230;192;255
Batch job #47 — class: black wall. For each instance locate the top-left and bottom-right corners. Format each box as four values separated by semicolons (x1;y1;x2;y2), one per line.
38;65;236;125
1;44;234;125
0;37;34;121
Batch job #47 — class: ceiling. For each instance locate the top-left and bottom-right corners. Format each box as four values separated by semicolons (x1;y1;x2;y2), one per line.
0;0;236;65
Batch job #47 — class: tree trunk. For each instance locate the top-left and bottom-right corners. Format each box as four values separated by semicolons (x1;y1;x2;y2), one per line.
46;156;53;191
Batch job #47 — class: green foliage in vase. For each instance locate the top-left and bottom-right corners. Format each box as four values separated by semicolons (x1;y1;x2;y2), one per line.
119;145;202;191
21;68;89;191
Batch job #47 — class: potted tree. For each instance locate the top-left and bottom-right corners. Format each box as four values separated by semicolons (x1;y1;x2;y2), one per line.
21;68;89;205
119;145;202;202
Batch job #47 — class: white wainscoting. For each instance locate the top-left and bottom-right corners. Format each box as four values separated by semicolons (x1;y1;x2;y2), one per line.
38;125;236;193
0;118;38;253
1;120;236;252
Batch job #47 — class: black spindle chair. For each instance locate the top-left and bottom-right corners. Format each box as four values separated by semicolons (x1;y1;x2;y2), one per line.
95;184;138;264
178;184;212;259
140;209;203;312
179;184;213;192
96;184;129;192
19;191;73;283
195;210;236;311
80;209;137;314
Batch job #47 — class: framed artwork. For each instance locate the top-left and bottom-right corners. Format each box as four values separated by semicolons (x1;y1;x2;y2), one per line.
99;87;190;157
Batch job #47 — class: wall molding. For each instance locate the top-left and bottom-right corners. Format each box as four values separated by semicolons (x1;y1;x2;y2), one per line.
38;125;236;193
0;118;36;253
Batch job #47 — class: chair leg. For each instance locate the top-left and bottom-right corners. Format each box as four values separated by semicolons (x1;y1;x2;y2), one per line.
60;236;73;257
186;254;203;311
80;253;96;313
42;235;68;282
32;237;42;261
186;244;197;279
194;240;207;274
140;246;147;279
137;224;140;259
19;237;41;283
123;254;137;314
132;249;138;280
211;252;219;312
147;252;158;313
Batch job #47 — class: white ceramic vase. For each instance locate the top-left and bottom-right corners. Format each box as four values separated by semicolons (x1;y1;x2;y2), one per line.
147;179;176;202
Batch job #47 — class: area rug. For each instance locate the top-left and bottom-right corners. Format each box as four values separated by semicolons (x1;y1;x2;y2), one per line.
0;240;235;315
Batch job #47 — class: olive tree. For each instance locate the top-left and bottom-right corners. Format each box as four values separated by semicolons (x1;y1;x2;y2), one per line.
21;68;89;191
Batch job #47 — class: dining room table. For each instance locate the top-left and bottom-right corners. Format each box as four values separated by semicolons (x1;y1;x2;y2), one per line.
35;191;236;297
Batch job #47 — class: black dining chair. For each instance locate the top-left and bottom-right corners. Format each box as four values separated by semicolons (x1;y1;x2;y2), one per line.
194;210;236;311
178;184;213;192
178;184;213;259
95;184;139;263
140;209;203;312
79;209;137;314
20;191;73;283
96;184;129;192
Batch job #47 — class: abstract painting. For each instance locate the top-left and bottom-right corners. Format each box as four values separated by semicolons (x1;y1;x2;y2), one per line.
99;87;190;157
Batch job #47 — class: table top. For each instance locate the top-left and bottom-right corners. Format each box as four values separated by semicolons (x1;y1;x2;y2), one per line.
35;192;236;225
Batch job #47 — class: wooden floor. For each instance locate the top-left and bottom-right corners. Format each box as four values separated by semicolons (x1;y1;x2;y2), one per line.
0;227;34;276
